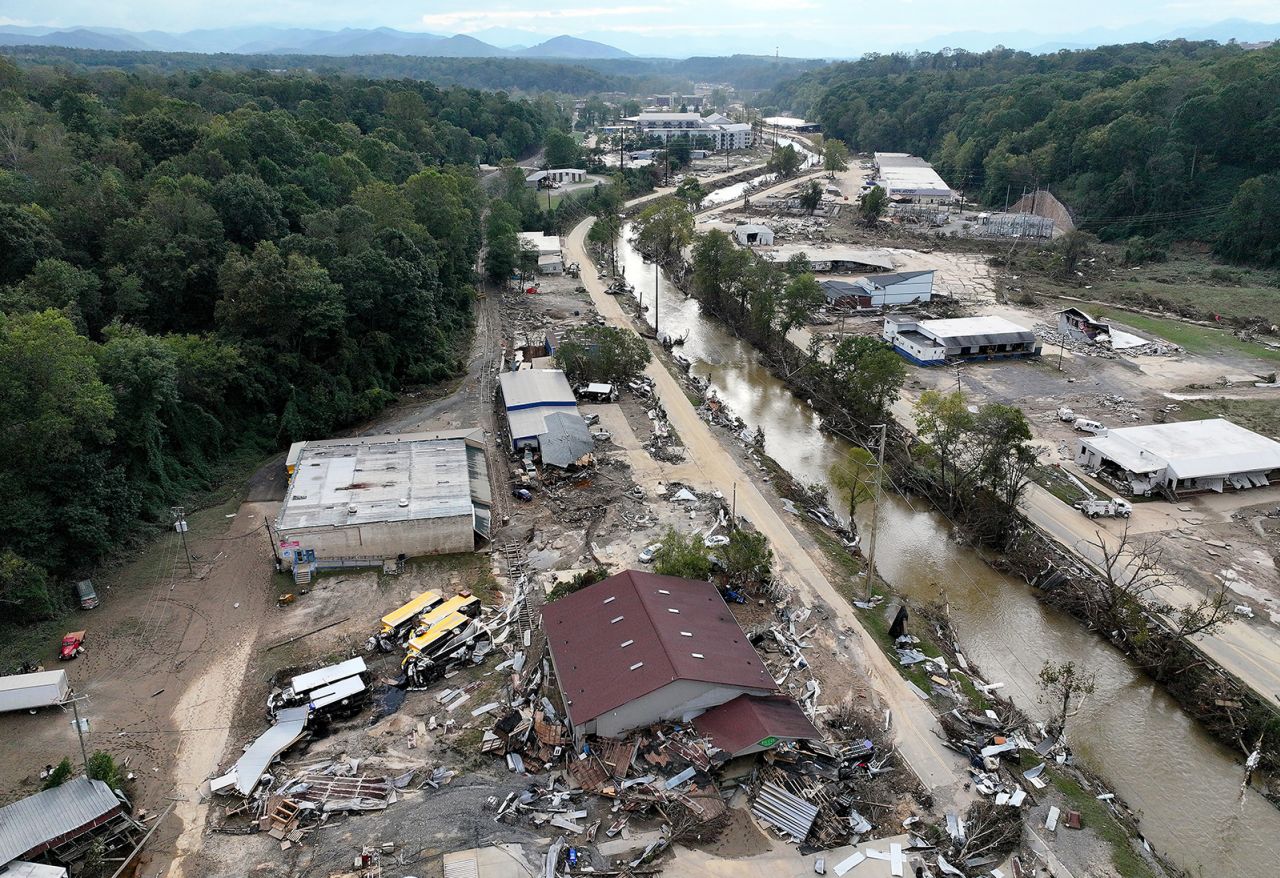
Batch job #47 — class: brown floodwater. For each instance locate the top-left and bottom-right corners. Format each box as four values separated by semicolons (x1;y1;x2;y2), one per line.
615;226;1280;877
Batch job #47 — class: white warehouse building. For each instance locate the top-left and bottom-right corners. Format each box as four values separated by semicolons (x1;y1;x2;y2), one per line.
276;430;492;569
884;315;1040;365
873;152;955;202
1076;418;1280;496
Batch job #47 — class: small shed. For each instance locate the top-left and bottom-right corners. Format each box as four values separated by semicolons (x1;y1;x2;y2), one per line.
733;224;775;247
539;411;595;469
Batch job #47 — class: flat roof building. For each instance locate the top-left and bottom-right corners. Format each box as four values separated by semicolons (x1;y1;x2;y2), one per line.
821;270;935;309
763;116;821;132
884;315;1040;365
542;570;777;739
757;244;895;273
276;430;492;567
873;152;955;203
1076;418;1280;496
518;232;563;275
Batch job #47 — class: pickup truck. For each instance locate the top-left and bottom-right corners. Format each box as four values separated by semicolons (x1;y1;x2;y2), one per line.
58;630;86;661
1074;498;1132;519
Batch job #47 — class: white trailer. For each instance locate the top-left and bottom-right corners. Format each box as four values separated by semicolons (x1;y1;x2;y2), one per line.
0;669;70;713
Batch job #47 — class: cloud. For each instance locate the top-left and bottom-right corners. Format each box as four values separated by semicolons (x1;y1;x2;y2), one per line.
421;6;670;31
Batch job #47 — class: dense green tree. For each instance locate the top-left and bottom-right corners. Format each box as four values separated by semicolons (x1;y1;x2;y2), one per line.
859;185;887;224
1;259;102;330
767;144;802;178
799;179;823;214
554;325;652;385
653;527;712;581
720;529;773;585
823;138;850;174
484;201;520;283
1216;173;1280;266
634;196;694;262
0;205;62;285
211;173;288;245
544;129;581;169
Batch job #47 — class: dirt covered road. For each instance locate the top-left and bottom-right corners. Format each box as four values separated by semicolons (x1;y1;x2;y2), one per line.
564;216;968;805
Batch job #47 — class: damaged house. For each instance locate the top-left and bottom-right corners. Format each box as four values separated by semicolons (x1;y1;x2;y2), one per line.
499;369;594;468
541;570;785;739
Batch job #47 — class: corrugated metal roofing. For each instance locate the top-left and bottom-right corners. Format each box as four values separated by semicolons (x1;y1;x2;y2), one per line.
693;694;820;756
541;571;774;728
916;316;1036;348
277;436;486;531
751;780;819;841
1080;418;1280;480
498;370;576;411
539;412;594;469
0;777;122;863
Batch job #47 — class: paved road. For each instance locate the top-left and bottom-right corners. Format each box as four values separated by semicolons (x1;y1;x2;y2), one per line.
1020;480;1280;710
565;217;969;804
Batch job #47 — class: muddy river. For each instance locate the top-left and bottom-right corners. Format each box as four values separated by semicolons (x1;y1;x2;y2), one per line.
613;223;1279;878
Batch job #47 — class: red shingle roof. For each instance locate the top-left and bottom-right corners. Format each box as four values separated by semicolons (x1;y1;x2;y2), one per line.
541;570;775;727
693;694;820;757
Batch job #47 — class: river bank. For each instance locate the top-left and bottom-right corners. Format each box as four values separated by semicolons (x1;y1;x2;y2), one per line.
601;203;1280;877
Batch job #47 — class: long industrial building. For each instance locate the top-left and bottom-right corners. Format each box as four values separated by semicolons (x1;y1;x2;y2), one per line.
873;152;955;202
884;315;1040;365
276;429;492;568
821;270;935;309
1076;418;1280;496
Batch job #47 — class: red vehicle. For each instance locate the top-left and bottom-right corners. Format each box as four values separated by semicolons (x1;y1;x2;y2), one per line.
59;630;86;661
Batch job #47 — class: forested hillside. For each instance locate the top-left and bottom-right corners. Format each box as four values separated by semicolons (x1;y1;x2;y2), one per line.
767;41;1280;262
0;46;825;97
0;57;548;617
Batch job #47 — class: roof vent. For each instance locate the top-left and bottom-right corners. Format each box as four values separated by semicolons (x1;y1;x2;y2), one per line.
691;653;704;659
667;608;680;614
611;615;624;624
658;589;670;595
620;639;634;648
347;505;357;514
603;596;616;604
629;662;644;671
680;631;693;637
398;498;409;507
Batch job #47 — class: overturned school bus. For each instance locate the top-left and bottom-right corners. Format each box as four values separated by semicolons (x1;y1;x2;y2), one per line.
379;590;444;641
403;594;481;661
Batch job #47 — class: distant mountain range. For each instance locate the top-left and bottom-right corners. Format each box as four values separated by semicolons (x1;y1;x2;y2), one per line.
0;18;1276;61
0;24;634;59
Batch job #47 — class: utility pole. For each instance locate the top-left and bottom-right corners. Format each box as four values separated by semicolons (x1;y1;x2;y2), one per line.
865;423;887;602
170;506;193;574
653;260;660;337
1058;338;1066;372
731;483;737;529
69;696;91;776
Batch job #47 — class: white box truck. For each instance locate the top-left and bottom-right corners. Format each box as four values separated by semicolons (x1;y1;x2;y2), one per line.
0;669;71;713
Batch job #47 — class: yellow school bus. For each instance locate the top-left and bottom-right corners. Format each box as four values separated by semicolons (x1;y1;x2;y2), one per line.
403;594;481;662
379;590;444;638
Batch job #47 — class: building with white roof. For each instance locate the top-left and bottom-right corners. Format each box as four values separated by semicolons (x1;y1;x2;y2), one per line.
624;112;754;150
525;168;586;187
883;315;1040;365
821;270;935;309
498;369;593;468
518;232;564;274
873;152;955;203
756;244;896;273
276;429;492;567
1076;418;1280;496
733;223;774;246
763;116;822;132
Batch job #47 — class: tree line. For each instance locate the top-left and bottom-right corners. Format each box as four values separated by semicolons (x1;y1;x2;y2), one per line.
1;46;826;99
766;40;1280;263
0;57;554;620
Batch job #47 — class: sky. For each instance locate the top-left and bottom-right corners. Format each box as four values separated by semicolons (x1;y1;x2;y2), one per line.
2;0;1278;56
